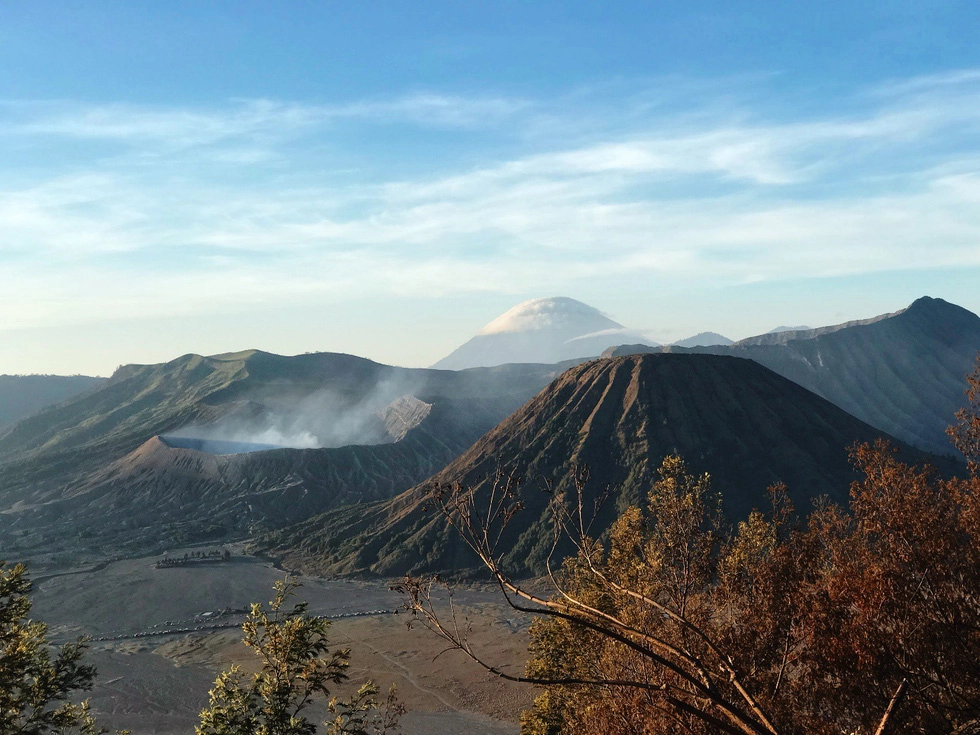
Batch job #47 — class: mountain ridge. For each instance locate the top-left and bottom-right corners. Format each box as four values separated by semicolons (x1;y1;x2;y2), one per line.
0;349;579;559
262;352;958;578
0;374;105;427
672;331;733;348
603;297;980;454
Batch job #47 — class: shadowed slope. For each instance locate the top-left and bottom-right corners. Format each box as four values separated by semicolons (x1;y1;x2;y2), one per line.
0;375;105;427
0;400;493;558
0;350;577;559
605;297;980;455
263;353;953;578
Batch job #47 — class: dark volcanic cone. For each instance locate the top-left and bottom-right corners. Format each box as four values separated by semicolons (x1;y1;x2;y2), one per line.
605;296;980;455
265;353;957;578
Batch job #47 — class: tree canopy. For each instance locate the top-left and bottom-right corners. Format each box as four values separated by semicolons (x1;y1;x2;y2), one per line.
400;357;980;735
196;578;402;735
0;561;101;735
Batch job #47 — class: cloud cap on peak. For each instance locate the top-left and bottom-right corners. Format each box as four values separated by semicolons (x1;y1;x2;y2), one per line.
434;297;657;370
476;296;621;336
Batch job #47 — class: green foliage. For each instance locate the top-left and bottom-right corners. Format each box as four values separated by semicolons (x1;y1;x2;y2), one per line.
0;561;102;735
196;578;401;735
325;683;404;735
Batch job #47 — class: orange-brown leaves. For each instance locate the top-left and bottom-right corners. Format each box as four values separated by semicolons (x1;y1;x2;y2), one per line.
949;354;980;473
521;443;980;735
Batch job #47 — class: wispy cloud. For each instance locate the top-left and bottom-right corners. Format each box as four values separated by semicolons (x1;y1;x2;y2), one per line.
0;93;529;150
335;93;531;128
1;71;979;331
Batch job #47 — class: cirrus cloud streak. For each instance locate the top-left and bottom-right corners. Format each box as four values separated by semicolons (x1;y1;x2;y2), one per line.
1;71;979;331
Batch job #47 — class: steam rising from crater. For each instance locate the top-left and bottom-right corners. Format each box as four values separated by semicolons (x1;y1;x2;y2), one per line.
165;377;430;454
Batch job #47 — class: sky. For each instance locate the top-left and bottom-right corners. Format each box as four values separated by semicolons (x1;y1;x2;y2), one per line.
2;1;980;376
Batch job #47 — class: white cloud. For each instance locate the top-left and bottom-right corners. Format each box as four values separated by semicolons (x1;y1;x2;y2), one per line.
0;93;528;150
1;71;979;332
335;93;530;128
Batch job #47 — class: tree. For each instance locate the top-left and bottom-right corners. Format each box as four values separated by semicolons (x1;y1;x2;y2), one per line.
949;353;980;471
0;561;102;735
196;578;402;735
398;433;980;734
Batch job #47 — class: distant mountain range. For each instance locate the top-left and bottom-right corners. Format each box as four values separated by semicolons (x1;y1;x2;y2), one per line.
671;331;733;348
767;325;811;334
604;297;980;455
1;295;976;574
432;297;657;369
0;374;104;427
262;353;955;578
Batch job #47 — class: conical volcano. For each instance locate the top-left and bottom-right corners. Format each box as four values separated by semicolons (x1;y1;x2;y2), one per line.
606;296;980;454
265;352;954;577
432;297;656;369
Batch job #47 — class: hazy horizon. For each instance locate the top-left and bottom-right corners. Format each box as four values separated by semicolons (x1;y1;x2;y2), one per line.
2;2;979;376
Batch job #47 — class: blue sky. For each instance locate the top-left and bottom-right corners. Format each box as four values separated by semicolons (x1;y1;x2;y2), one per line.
2;2;979;375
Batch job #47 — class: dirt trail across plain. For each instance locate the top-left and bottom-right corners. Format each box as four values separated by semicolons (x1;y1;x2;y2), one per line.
28;549;532;735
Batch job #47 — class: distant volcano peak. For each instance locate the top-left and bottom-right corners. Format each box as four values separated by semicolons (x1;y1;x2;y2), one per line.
433;297;657;370
477;297;620;336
